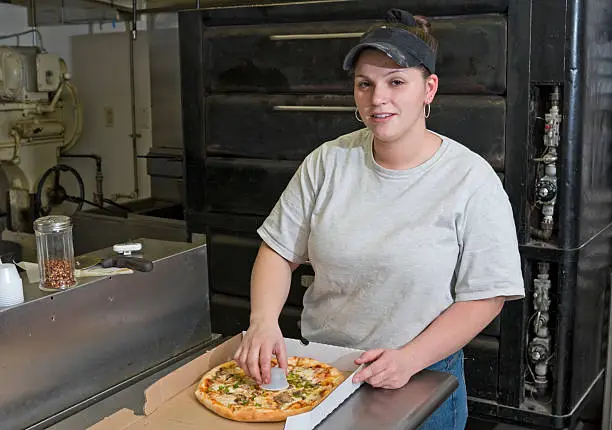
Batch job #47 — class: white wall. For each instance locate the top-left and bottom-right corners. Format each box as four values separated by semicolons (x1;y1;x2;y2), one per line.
0;4;33;36
0;3;151;208
70;31;152;203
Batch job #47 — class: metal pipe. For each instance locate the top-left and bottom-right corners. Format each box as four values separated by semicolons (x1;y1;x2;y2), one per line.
27;0;38;46
59;154;104;207
132;0;138;40
60;80;84;153
36;82;65;113
561;0;583;249
0;29;45;51
122;21;140;201
552;0;584;414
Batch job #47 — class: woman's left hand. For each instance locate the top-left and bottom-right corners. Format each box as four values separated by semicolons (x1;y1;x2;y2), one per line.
352;348;417;389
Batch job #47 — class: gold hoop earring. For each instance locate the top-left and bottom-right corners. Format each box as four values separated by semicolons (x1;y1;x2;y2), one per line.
424;103;431;119
355;108;364;123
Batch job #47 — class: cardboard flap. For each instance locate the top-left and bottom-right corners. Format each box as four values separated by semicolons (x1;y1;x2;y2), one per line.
87;408;142;430
144;334;243;415
284;412;312;430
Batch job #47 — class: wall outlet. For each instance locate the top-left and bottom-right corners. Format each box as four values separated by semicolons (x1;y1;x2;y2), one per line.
139;106;151;130
103;106;114;127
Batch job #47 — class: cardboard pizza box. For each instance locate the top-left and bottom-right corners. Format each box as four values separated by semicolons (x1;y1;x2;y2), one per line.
89;333;366;430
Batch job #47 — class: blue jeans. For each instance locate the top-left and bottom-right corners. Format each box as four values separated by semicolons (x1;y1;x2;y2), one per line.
418;349;468;429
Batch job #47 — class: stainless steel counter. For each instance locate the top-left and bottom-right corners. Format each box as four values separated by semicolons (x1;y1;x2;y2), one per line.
48;342;457;430
3;238;196;307
1;239;213;430
317;370;458;429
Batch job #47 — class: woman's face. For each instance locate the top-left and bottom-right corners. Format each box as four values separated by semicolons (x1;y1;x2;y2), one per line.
353;49;438;144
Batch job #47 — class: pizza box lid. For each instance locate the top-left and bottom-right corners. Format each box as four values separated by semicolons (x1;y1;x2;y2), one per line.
88;333;365;430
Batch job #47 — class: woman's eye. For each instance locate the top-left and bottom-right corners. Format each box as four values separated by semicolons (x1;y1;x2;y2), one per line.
391;79;404;86
357;81;370;89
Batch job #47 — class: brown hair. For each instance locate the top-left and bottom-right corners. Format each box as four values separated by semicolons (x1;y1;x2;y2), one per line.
412;16;438;56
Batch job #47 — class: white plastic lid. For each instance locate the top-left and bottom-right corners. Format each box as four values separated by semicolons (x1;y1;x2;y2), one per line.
113;243;142;255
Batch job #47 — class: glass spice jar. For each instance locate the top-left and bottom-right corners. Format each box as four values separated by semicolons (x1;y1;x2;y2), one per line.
33;215;77;291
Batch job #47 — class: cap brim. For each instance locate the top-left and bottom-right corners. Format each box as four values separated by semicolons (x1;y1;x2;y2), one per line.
342;41;422;71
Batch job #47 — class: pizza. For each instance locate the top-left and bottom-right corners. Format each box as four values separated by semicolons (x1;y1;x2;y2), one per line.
195;356;346;422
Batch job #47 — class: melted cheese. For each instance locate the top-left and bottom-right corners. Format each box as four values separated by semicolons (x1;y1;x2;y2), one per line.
293;367;317;380
212;393;236;406
254;394;275;408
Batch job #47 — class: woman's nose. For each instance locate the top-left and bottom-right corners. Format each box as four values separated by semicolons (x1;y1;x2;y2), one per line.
371;84;389;105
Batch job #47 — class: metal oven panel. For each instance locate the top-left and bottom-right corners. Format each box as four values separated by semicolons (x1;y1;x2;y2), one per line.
206;94;506;170
205;157;299;215
206;15;507;95
207;231;314;308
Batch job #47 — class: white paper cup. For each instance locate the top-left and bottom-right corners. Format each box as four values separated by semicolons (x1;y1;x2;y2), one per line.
0;263;24;306
260;367;289;391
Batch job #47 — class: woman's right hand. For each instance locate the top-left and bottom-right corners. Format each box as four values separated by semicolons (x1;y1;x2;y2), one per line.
233;320;288;385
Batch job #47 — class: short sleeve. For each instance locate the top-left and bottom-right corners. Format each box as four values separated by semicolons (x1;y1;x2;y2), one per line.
257;148;324;264
454;174;525;302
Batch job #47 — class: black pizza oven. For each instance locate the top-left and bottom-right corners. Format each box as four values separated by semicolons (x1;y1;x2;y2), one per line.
177;1;612;427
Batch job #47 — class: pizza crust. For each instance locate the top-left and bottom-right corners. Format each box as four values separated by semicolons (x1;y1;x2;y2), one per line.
195;395;289;423
194;382;313;422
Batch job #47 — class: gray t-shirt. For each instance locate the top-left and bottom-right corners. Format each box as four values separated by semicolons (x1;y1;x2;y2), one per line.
258;128;525;350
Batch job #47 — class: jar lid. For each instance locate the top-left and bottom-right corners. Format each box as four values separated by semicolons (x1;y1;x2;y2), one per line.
33;215;72;233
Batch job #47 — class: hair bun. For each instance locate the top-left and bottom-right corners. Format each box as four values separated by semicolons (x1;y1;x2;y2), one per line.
385;9;432;34
413;15;432;34
385;8;418;27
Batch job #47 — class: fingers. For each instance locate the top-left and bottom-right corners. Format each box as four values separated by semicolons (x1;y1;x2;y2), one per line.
353;354;387;383
232;323;287;385
233;346;242;363
365;369;388;388
275;339;288;371
233;345;247;372
246;344;263;384
259;342;273;384
355;349;385;365
234;341;250;371
353;349;385;383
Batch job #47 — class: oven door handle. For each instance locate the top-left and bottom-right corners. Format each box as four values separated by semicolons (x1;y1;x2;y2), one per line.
269;32;363;41
272;105;355;112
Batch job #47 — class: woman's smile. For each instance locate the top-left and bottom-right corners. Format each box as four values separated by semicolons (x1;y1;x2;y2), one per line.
369;112;397;123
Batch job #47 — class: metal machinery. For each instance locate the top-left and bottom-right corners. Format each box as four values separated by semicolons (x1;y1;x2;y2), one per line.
0;40;83;231
178;0;612;428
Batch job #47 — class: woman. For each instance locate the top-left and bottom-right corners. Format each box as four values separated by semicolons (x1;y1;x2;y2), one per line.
234;8;524;429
